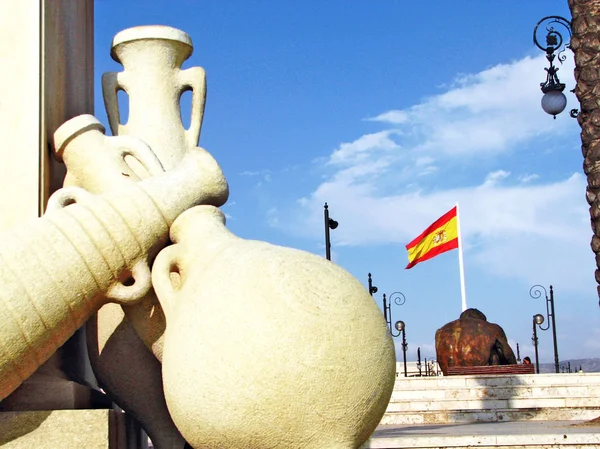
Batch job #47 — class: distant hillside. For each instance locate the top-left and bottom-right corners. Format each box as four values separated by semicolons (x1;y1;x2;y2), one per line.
538;358;600;373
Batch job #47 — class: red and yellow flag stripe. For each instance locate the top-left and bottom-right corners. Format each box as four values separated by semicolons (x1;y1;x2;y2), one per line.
405;206;458;269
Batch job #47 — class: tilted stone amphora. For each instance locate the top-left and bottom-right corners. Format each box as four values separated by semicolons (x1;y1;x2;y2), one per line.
52;114;194;448
102;25;206;170
152;205;396;449
0;146;226;401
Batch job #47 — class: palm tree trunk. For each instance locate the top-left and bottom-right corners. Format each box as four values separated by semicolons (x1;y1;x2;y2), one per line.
568;0;600;300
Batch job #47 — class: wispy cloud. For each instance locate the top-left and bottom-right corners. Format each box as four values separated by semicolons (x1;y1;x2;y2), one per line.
367;55;576;161
521;174;540;183
328;131;399;166
270;54;588;293
239;168;272;185
483;170;510;187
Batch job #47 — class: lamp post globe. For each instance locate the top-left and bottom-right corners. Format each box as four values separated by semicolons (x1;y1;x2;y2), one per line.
395;320;405;332
541;90;567;117
534;313;545;326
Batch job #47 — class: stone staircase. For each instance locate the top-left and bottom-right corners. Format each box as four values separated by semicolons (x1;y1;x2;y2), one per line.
364;373;600;448
381;372;600;425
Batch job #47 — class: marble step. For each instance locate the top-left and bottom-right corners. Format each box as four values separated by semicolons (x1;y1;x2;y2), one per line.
387;396;600;412
391;373;600;391
383;373;600;425
362;421;600;449
380;407;600;425
390;385;599;402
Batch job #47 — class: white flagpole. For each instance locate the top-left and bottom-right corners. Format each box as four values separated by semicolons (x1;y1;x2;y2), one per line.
456;202;467;311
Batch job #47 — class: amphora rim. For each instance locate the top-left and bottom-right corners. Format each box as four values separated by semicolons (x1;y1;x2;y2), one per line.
111;25;193;62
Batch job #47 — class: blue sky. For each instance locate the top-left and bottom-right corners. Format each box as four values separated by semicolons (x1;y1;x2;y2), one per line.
94;1;597;364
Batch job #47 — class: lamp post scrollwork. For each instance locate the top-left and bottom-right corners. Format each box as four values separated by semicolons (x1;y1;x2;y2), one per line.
383;291;406;336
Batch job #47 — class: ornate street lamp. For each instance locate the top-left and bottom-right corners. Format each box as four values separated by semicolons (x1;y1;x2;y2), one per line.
530;285;560;373
395;320;408;378
384;291;407;377
533;16;578;118
323;203;338;261
532;313;545;374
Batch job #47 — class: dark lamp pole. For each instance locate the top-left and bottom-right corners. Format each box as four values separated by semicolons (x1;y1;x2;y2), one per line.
530;285;560;373
369;273;409;376
395;320;408;377
532;313;544;374
323;203;338;261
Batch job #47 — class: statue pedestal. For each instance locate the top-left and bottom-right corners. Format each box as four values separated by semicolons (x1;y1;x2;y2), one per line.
0;409;147;449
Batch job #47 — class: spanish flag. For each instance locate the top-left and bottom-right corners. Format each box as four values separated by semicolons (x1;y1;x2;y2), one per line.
405;206;459;269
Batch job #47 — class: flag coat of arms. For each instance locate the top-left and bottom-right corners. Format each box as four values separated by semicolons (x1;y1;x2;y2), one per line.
405;206;459;269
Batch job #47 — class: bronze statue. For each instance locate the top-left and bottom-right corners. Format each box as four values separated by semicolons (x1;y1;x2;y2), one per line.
435;308;517;375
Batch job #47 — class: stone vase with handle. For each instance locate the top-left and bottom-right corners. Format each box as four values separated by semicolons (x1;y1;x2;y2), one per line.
102;25;206;170
152;205;396;449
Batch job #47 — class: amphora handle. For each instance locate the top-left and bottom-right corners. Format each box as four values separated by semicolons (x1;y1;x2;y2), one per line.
106;258;153;304
110;135;164;178
102;71;128;137
152;244;185;319
178;67;206;148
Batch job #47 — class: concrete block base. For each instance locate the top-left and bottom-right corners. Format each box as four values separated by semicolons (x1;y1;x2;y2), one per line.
0;409;147;449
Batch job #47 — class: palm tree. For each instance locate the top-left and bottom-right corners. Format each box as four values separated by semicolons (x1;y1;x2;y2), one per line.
568;0;600;301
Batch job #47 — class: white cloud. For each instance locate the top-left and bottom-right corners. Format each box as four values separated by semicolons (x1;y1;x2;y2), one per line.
270;54;589;294
328;131;399;166
415;156;435;167
521;174;540;183
417;165;438;176
367;110;409;124
239;169;272;184
365;55;577;162
483;170;510;187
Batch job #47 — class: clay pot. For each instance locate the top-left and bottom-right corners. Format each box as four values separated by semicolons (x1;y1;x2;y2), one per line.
152;205;396;449
54;114;164;193
102;26;206;170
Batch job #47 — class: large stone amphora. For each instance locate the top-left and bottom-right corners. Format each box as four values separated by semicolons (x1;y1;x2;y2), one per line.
152;205;396;449
102;25;206;170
